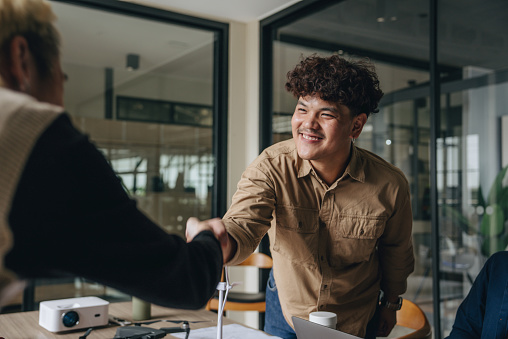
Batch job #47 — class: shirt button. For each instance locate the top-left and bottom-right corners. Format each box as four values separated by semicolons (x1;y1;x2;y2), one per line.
324;285;328;289
360;229;364;235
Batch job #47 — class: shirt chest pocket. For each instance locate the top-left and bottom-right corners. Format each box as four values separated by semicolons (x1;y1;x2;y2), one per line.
272;206;319;265
329;215;386;268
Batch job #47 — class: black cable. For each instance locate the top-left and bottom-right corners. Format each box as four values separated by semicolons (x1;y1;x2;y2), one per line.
78;327;93;339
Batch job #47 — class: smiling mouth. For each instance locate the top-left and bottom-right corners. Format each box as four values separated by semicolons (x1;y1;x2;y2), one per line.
301;133;322;141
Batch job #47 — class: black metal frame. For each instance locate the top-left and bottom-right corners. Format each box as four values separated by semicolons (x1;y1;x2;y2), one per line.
429;0;442;336
259;0;340;153
257;0;342;330
116;96;213;127
51;0;229;219
16;0;229;313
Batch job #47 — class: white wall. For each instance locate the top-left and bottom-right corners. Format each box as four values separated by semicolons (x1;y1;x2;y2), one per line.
123;1;263;328
225;19;261;329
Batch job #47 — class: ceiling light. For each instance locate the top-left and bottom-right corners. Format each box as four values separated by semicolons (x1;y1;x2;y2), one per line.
126;53;139;71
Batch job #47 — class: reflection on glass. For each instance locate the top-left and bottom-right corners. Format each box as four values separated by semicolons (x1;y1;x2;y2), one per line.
271;0;433;331
54;1;215;237
270;0;507;337
24;1;217;309
436;0;508;336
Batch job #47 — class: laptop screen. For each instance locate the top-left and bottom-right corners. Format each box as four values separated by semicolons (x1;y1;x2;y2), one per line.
292;316;361;339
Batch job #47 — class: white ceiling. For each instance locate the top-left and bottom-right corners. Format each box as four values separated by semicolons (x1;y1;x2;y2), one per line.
124;0;302;22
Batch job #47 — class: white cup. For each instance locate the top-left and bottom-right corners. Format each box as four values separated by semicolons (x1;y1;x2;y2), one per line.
309;311;337;329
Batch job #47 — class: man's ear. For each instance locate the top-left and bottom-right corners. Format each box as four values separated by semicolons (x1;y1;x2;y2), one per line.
351;113;367;139
7;36;33;93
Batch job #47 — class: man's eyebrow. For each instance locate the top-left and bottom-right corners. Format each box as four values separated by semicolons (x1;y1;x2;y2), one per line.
297;100;338;114
320;106;339;113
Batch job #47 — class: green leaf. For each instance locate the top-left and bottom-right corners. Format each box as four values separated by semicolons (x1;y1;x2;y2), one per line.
481;234;508;257
487;166;508;205
498;187;508;213
480;204;505;236
441;205;476;235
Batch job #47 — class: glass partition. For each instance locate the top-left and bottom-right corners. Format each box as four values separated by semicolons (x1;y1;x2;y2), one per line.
269;0;433;325
263;0;508;337
437;1;508;334
53;2;217;236
1;0;227;313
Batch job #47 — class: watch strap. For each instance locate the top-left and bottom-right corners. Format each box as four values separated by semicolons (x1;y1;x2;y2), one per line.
380;296;403;311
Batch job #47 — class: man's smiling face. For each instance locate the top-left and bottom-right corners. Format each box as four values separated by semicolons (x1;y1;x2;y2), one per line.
291;95;358;167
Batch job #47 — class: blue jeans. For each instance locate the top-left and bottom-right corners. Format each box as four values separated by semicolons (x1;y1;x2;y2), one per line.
264;268;379;339
264;269;297;339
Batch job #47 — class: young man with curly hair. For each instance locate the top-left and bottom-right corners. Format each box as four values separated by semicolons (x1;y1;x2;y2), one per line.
187;55;414;338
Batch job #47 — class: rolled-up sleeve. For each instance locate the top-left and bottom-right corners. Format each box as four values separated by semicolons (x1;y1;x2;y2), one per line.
223;164;275;265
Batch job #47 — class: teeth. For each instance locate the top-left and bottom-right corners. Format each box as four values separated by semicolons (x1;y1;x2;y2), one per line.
302;134;320;141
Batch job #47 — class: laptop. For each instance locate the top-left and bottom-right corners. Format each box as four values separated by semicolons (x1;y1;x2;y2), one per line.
292;316;361;339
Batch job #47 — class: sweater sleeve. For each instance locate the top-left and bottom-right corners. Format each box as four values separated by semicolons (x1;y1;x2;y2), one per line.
5;114;223;309
447;251;508;339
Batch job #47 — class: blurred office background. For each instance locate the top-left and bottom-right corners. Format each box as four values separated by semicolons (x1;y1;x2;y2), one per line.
2;0;507;338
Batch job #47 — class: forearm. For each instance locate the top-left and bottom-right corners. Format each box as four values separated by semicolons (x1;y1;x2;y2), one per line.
222;166;275;265
223;233;238;263
6;116;223;309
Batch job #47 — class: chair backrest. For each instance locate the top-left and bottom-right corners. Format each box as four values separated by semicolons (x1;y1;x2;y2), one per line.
396;299;432;339
237;252;273;269
206;252;273;313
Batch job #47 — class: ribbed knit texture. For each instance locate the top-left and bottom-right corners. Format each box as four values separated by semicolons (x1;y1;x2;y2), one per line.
0;87;62;305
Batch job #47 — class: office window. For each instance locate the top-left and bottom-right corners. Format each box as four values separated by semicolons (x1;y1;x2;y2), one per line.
437;0;508;334
0;0;227;313
53;1;222;237
261;0;507;337
266;0;432;325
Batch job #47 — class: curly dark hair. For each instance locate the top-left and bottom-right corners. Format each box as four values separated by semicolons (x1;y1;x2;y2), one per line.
285;54;384;117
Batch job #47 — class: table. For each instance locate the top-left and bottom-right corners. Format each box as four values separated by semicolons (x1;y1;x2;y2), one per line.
0;301;235;339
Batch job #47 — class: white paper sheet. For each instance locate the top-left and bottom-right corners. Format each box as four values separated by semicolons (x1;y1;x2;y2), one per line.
171;324;282;339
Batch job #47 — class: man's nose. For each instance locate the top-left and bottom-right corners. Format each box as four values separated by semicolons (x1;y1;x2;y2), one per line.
302;112;318;128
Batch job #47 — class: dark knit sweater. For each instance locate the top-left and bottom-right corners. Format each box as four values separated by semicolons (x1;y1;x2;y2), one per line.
0;88;222;309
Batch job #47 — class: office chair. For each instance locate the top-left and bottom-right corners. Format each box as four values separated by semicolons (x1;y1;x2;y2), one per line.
395;298;432;339
413;232;477;301
206;252;273;312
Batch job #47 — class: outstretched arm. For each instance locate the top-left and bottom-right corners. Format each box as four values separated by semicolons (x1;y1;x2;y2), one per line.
6;115;223;309
186;217;237;263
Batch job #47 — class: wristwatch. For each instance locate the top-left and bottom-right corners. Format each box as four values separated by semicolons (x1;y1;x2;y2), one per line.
380;297;403;311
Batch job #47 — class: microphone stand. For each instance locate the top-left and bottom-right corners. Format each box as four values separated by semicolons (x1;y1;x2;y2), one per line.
216;266;236;339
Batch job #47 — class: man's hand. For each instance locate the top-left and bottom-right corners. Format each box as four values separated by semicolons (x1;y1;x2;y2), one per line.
186;217;237;263
376;307;397;337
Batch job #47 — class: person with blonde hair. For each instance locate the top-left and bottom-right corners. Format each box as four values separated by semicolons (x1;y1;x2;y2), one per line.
0;0;227;309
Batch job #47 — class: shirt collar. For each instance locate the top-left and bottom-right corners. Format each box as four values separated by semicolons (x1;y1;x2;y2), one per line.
346;145;366;183
296;145;366;183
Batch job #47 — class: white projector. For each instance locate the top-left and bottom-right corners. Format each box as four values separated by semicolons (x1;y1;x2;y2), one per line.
39;296;109;332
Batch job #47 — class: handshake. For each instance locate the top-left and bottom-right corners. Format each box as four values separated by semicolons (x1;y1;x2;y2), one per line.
185;217;236;263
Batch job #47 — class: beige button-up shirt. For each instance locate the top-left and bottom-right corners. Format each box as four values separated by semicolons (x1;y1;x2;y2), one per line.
223;139;414;338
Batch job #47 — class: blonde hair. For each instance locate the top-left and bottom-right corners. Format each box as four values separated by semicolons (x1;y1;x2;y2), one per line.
0;0;60;81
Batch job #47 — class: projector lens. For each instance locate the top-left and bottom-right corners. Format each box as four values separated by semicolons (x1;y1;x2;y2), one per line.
62;311;79;327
